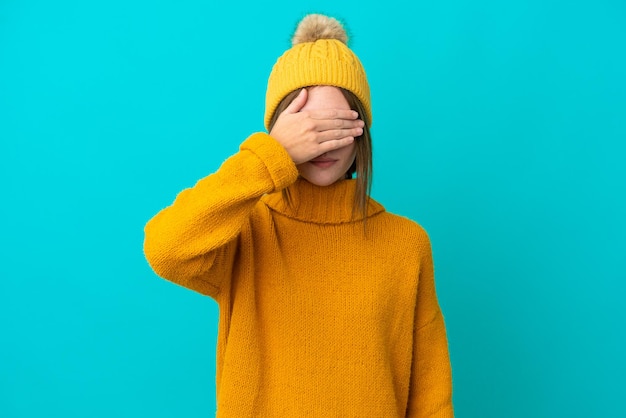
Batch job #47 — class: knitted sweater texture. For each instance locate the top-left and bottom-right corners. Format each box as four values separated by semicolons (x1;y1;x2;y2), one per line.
144;133;453;417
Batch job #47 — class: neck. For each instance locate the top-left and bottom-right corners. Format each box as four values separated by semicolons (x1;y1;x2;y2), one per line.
261;177;384;224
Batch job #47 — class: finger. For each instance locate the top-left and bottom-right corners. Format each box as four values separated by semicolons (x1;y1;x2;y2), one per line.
317;126;364;143
283;88;308;115
313;118;364;132
308;109;359;120
316;137;356;154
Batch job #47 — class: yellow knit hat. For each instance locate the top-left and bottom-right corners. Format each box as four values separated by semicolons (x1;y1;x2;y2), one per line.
264;14;372;131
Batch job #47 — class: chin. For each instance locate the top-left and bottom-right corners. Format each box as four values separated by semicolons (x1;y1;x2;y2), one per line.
305;178;339;186
299;171;345;187
297;158;355;186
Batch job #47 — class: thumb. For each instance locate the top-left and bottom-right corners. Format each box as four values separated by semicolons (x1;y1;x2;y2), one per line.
282;88;308;115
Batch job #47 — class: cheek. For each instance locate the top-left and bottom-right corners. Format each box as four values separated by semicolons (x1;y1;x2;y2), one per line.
345;144;357;165
338;142;356;160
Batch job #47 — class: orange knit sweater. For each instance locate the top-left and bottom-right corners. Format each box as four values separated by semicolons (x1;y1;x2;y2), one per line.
144;133;453;417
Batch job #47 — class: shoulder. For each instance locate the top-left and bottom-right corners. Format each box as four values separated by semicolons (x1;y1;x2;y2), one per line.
367;207;434;276
371;206;432;252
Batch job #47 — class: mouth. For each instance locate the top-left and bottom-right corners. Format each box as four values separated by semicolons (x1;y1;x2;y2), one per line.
309;159;338;168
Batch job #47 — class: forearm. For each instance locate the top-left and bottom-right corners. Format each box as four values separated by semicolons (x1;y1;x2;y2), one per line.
143;132;298;285
407;236;454;417
407;311;454;417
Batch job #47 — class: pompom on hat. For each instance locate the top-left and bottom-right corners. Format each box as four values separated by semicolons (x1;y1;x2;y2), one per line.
264;14;372;130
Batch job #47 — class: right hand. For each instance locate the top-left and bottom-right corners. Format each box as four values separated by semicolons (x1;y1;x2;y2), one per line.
269;89;365;165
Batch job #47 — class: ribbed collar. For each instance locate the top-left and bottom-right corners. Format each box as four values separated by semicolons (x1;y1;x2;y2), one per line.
261;178;385;224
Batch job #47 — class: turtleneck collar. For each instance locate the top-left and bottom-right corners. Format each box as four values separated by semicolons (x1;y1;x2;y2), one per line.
261;178;385;224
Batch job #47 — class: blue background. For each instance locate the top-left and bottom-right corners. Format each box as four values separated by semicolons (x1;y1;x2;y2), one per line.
1;0;624;417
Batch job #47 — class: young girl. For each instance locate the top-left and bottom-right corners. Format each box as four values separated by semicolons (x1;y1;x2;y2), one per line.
144;14;453;417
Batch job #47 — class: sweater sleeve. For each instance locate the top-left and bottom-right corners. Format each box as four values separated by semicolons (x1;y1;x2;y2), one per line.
143;132;299;298
407;236;454;417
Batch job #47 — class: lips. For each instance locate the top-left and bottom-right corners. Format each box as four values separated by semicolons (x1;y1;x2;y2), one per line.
310;158;337;168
